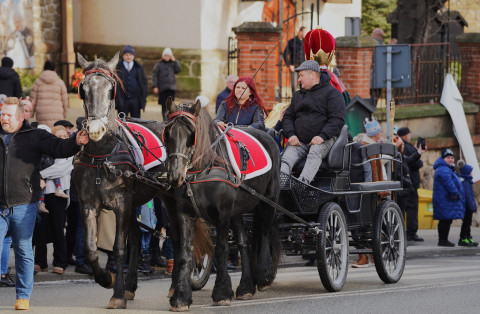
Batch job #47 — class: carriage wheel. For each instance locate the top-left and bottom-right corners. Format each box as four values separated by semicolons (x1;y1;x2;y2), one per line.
372;200;406;284
190;251;213;291
316;202;349;292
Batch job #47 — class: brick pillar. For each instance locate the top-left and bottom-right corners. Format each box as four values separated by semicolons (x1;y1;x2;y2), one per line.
457;33;480;105
335;36;378;99
233;22;282;111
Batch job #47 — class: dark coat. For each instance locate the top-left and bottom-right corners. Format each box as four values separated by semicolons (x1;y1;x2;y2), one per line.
459;165;477;213
152;60;182;94
283;36;305;67
214;101;265;130
0;121;80;208
433;157;465;220
403;140;423;189
215;87;231;113
115;60;148;112
0;66;22;97
283;71;345;144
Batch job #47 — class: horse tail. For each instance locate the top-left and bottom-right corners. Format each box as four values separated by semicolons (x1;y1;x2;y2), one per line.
193;218;214;264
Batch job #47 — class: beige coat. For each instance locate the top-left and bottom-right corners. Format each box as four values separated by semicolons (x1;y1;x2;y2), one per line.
30;70;68;128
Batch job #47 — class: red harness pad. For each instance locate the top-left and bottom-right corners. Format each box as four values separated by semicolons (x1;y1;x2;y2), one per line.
222;128;272;180
116;120;166;170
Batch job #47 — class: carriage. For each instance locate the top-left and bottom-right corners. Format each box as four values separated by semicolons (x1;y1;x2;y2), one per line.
75;53;406;310
192;124;407;293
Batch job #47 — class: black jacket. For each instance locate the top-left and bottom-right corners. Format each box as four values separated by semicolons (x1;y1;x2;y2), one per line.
0;66;22;97
283;36;305;67
152;60;182;94
283;71;345;144
0;121;80;208
403;141;423;189
115;60;148;112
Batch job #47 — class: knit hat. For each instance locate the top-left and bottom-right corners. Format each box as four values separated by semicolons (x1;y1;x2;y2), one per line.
457;160;473;176
441;148;454;159
195;95;209;108
162;48;173;58
1;57;13;68
364;117;381;137
122;45;135;55
37;124;51;133
397;127;411;137
295;60;321;73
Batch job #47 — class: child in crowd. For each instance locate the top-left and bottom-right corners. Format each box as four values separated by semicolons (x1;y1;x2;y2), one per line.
457;160;479;247
38;125;69;213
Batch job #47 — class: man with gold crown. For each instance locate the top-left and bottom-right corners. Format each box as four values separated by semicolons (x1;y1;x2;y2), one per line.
280;29;346;185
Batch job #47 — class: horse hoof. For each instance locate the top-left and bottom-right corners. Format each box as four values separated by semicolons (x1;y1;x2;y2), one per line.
107;273;116;289
170;305;189;312
167;288;175;298
257;284;271;292
212;300;231;306
236;293;253;300
107;298;127;309
124;290;135;300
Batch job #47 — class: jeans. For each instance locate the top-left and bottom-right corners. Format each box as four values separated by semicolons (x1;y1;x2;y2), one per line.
163;228;174;260
0;203;38;299
1;235;12;274
280;137;336;183
141;232;151;253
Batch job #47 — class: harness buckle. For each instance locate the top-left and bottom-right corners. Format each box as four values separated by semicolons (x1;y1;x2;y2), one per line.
96;178;101;185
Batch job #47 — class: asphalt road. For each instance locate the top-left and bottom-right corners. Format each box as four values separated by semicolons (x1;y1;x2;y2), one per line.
1;255;479;313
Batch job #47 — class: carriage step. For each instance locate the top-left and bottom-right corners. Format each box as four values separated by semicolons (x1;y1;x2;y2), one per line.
349;249;373;254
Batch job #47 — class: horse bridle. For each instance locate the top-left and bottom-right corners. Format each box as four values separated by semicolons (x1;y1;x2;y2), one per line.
80;67;117;124
162;111;197;168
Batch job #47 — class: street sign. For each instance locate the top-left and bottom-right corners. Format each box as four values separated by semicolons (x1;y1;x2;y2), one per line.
373;44;411;89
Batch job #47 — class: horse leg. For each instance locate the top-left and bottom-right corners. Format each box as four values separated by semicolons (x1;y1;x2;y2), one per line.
253;204;280;292
169;211;195;311
107;204;130;309
81;206;116;289
124;208;140;301
163;195;180;299
211;222;234;306
231;217;255;300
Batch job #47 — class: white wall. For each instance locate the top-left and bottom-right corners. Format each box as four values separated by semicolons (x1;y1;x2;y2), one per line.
304;0;361;38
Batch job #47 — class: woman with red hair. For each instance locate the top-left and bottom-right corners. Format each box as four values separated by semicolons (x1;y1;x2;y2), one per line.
214;77;266;130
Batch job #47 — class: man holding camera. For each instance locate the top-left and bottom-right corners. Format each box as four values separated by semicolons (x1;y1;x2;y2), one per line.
397;127;425;242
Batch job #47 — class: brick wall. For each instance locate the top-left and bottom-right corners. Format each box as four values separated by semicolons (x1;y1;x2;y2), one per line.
233;22;282;111
335;36;378;99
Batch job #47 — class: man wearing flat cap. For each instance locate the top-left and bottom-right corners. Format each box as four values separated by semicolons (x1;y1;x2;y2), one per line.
54;120;74;136
115;45;148;118
397;126;425;242
281;60;345;185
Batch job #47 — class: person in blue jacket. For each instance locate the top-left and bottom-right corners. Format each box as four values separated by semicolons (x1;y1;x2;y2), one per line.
433;149;465;247
214;76;266;130
457;160;479;247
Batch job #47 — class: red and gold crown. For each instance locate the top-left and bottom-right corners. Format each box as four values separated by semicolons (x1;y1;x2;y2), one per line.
303;28;335;66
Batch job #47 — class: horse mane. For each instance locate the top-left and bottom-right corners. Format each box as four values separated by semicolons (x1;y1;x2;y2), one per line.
83;58;125;92
191;107;224;169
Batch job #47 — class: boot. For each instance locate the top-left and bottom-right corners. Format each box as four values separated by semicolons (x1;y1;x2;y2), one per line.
150;248;166;268
165;259;174;276
55;187;69;199
137;253;154;273
38;202;49;213
351;254;369;268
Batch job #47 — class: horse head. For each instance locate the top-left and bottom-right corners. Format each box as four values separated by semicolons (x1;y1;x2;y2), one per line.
77;52;119;142
163;97;201;187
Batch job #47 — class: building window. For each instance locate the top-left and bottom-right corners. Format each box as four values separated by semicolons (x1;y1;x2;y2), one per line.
345;17;361;36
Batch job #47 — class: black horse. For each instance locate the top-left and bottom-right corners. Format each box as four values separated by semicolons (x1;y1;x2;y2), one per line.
163;98;281;311
73;53;212;310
